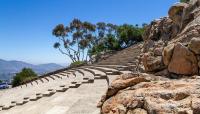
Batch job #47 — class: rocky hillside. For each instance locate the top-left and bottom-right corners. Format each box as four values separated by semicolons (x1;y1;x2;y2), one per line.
99;0;200;114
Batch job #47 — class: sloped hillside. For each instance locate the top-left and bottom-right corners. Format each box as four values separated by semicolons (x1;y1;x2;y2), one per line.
0;59;63;81
100;0;200;114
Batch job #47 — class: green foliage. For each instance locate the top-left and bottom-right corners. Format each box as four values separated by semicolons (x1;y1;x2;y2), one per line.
88;24;144;56
117;24;144;48
180;0;189;3
70;61;86;67
12;68;37;87
52;18;145;61
0;80;2;83
88;43;105;56
52;19;96;62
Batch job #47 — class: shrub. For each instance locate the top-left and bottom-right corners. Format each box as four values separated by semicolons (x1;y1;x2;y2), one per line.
70;61;86;67
12;68;37;87
180;0;190;3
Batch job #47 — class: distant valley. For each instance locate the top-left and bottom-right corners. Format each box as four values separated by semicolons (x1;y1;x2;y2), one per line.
0;59;64;81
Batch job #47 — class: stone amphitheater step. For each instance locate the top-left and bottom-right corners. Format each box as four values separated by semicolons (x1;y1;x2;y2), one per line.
22;73;69;88
93;65;130;71
2;66;131;110
0;43;142;113
76;69;95;83
0;78;107;114
97;43;141;65
94;64;137;73
81;67;107;80
20;76;53;88
86;65;135;84
65;80;107;114
84;67;105;75
86;66;122;75
52;74;63;79
99;62;138;71
0;68;100;111
70;71;84;86
97;61;133;65
0;71;77;110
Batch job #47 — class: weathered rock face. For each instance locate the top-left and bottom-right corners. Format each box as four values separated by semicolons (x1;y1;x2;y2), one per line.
142;53;165;72
168;3;189;29
100;73;200;114
127;108;147;114
198;61;200;68
168;43;198;75
105;73;150;98
142;40;155;53
170;0;200;43
188;37;200;54
142;17;176;42
139;0;200;76
162;43;175;66
153;47;163;56
100;1;200;114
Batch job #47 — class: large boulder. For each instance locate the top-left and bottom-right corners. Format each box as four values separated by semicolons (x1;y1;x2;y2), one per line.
105;73;150;97
143;17;176;42
168;3;188;28
197;55;200;62
168;43;198;75
199;61;200;68
97;73;151;107
142;53;165;72
153;47;163;56
127;108;147;114
100;74;200;114
172;1;200;43
188;37;200;54
162;43;175;66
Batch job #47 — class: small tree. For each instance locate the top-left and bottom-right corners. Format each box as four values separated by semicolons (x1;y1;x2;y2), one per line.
53;19;96;62
12;68;37;87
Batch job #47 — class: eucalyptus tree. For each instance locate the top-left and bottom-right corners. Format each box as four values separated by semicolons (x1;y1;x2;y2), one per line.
53;19;145;61
53;24;77;62
80;21;96;61
96;22;106;44
53;19;96;62
117;24;143;48
105;23;119;50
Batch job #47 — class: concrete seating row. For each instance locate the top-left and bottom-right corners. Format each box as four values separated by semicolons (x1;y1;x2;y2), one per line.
0;65;128;111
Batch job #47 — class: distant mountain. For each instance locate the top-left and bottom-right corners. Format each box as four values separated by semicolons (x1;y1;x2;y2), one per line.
0;59;64;81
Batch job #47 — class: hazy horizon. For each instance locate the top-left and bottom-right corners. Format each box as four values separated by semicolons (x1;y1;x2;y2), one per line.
0;58;68;66
0;0;178;65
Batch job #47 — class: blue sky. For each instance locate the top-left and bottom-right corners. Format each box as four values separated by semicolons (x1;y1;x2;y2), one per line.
0;0;178;65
